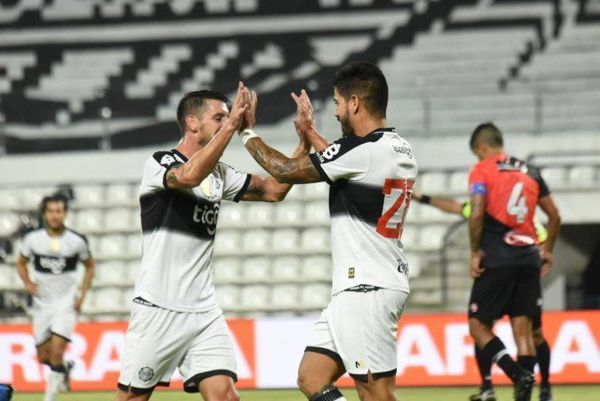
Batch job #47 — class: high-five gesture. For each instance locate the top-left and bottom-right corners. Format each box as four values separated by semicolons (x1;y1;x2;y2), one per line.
224;81;250;132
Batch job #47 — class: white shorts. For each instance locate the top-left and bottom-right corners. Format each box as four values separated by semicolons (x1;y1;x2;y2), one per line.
306;287;408;382
117;302;237;394
32;302;77;346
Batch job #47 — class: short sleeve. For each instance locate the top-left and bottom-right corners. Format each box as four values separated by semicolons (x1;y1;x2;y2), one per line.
143;152;183;190
78;235;92;262
220;163;251;202
468;163;488;196
308;138;370;184
20;234;33;259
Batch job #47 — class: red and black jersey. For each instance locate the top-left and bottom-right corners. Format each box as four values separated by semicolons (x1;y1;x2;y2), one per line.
469;153;550;269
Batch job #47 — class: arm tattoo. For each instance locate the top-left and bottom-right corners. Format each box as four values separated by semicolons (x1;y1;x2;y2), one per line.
165;165;182;188
245;138;321;183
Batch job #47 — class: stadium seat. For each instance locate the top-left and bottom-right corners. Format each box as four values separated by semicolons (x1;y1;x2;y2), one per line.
94;261;127;286
127;234;142;257
275;202;303;225
304;200;329;224
20;187;55;210
303;182;330;200
87;288;123;313
300;228;330;252
121;287;134;307
97;234;127;258
300;256;332;282
74;209;104;233
419;224;448;250
284;185;303;201
73;185;105;206
569;166;596;189
105;207;133;231
271;228;299;253
448;170;469;194
300;283;330;310
242;257;271;283
215;285;240;311
213;257;242;284
245;203;272;226
219;203;244;227
242;229;271;253
541;166;568;191
86;235;102;258
271;256;301;282
270;284;300;310
214;230;241;254
418;172;448;194
125;260;139;285
0;264;20;289
0;212;21;237
106;183;135;206
0;190;20;211
240;285;270;311
419;203;454;222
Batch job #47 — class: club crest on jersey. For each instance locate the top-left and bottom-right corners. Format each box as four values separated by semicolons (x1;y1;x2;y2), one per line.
160;154;176;167
138;367;154;382
39;256;67;274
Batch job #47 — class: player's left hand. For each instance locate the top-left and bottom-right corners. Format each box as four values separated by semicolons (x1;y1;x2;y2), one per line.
540;249;553;277
291;89;316;135
74;296;84;313
470;251;485;279
239;88;257;132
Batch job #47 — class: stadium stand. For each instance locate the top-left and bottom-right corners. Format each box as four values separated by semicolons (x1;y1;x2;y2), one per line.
1;0;600;320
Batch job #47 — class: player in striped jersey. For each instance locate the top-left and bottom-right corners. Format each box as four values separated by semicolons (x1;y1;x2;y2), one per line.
17;194;95;401
239;62;417;401
413;191;554;401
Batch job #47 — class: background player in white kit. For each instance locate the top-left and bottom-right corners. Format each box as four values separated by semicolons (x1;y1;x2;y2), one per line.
116;82;309;401
238;61;417;401
17;194;95;401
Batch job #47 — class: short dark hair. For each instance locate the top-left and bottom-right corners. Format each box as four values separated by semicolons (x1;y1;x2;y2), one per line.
176;90;229;136
469;122;504;150
333;61;388;118
40;193;69;214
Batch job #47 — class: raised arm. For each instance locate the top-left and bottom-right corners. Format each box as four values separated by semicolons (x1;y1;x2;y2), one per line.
166;82;249;189
291;90;330;152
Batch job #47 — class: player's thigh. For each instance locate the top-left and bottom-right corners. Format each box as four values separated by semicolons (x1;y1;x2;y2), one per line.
329;289;407;382
118;304;188;392
198;375;239;401
32;307;53;347
468;268;517;324
509;266;541;320
178;309;238;393
355;373;396;401
49;333;70;362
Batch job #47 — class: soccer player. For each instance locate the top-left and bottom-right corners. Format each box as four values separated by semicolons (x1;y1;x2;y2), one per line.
115;82;309;401
17;194;95;401
238;61;417;401
413;191;554;401
465;123;561;401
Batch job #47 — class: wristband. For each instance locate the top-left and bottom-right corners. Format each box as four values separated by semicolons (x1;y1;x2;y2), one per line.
240;128;259;145
420;194;431;204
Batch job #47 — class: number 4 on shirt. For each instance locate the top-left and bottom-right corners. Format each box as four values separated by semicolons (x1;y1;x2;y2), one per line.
377;179;414;239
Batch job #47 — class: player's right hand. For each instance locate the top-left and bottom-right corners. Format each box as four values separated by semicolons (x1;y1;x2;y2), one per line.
470;251;485;279
225;81;250;132
25;282;39;296
540;249;553;277
291;89;316;135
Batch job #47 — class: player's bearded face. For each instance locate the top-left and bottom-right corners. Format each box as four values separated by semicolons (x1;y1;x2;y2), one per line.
338;107;353;136
44;202;66;230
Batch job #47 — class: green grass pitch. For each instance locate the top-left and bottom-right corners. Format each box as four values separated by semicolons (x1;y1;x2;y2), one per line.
12;385;600;401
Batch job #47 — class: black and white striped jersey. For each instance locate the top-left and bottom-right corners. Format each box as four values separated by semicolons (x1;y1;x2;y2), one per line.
20;227;91;306
309;128;417;295
134;149;251;312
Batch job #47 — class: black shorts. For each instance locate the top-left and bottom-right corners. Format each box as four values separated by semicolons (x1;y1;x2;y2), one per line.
468;266;541;325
